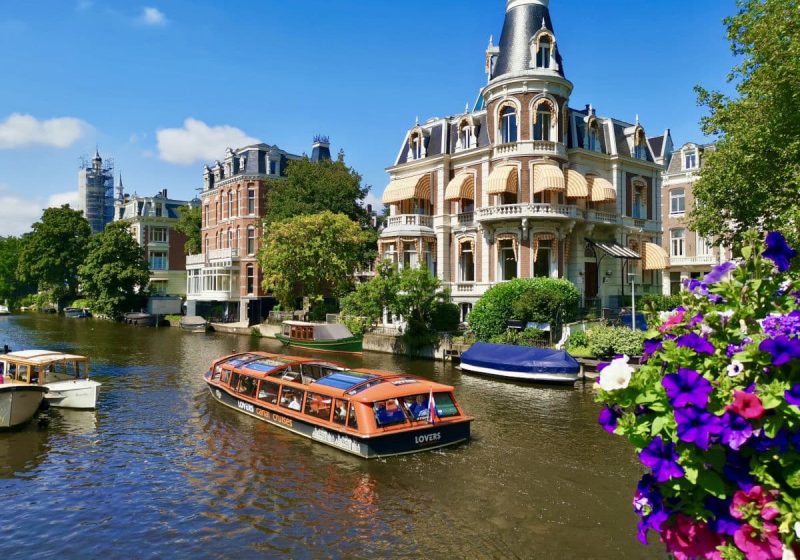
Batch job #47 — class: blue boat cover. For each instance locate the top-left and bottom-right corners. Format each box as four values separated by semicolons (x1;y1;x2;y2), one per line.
461;343;580;374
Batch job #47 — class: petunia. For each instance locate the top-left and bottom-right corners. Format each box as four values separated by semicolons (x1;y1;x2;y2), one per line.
659;308;687;333
642;338;663;361
633;474;670;545
760;311;800;339
597;355;633;392
733;522;783;560
727;337;753;358
729;390;765;420
727;360;745;377
724;451;755;492
661;514;725;560
720;411;753;450
598;405;622;434
749;428;790;454
639;436;684;483
704;496;740;537
662;368;713;408
676;332;716;355
759;336;800;366
786;385;800;406
762;231;797;273
704;261;736;284
674;406;723;450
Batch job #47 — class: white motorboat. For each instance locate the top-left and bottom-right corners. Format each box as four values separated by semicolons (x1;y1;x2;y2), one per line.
0;350;100;409
0;305;10;315
0;383;47;428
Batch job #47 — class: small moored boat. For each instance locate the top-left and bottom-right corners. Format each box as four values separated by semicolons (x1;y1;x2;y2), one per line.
205;352;473;458
460;342;581;384
276;321;363;354
0;350;100;409
180;315;209;333
0;305;10;315
64;307;91;319
124;312;156;327
0;383;47;428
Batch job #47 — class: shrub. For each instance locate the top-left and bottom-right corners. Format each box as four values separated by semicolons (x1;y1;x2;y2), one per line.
640;293;683;313
68;298;93;309
586;325;646;358
430;302;460;333
566;329;589;350
489;328;546;347
342;316;370;337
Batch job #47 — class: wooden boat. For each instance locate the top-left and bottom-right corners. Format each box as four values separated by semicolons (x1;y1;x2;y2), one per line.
0;350;100;409
64;307;91;319
460;342;581;384
180;315;209;333
276;321;363;354
124;312;156;327
0;382;47;428
205;352;473;459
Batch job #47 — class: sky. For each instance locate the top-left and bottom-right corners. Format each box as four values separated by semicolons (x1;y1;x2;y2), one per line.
0;0;739;236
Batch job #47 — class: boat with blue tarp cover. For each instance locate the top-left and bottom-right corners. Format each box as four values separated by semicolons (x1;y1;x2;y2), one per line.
460;342;581;384
204;352;473;458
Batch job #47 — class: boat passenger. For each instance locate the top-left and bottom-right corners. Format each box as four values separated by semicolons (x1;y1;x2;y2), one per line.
288;394;301;411
374;400;406;425
404;395;428;421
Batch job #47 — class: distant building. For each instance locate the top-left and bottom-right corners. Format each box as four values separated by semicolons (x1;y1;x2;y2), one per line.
114;186;194;297
661;142;731;294
78;150;115;233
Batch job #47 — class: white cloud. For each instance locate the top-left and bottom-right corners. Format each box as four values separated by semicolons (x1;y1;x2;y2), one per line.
363;190;385;212
0;113;90;149
140;7;167;26
0;186;82;237
47;191;80;209
156;118;260;165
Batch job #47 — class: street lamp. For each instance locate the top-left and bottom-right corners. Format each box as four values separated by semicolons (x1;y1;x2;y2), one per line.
628;272;637;331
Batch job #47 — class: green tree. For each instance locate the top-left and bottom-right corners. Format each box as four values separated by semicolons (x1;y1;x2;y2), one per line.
78;221;151;319
0;236;35;305
259;212;371;309
692;0;800;248
175;204;202;255
17;205;92;304
340;262;397;334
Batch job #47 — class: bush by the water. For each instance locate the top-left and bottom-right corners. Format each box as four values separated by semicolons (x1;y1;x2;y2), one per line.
430;301;460;333
586;325;646;359
489;328;546;347
565;329;589;350
468;278;580;341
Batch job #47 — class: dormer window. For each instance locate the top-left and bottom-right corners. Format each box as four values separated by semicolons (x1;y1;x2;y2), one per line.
410;134;423;159
587;121;602;152
633;131;648;160
499;106;518;144
459;123;474;150
684;150;698;170
536;37;551;68
533;104;552;141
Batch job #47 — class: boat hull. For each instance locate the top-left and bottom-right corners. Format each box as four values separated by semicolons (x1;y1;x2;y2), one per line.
43;379;101;409
275;334;363;354
0;385;47;428
460;362;580;384
206;381;470;459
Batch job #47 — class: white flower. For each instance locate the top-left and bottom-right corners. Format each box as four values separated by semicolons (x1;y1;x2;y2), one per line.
795;521;800;539
715;310;735;322
700;324;715;336
784;545;797;560
598;355;633;392
727;360;745;378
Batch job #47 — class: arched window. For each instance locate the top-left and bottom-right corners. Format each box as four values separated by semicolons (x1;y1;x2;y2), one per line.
459;240;475;282
533;103;552;141
587;121;601;152
459;122;473;150
632;182;646;219
498;239;518;281
246;265;255;295
499;106;518;144
536;37;551;68
409;133;424;160
247;188;256;215
228;191;234;218
247;226;256;256
634;131;648;160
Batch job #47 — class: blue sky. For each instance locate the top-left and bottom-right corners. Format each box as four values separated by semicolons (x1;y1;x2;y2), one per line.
0;0;738;236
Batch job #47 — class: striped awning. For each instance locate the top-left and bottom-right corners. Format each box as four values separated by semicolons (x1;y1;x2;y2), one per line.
382;174;432;204
644;242;669;270
588;175;616;202
444;173;475;201
565;169;589;199
487;165;518;194
533;164;565;194
586;238;641;259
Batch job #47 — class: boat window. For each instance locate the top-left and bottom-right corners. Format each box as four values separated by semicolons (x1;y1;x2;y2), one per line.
301;364;322;381
5;363;16;380
432;393;460;418
279;386;305;412
401;394;432;421
237;375;258;398
304;392;333;421
211;366;222;381
246;358;286;374
257;381;280;405
17;364;29;383
347;404;358;430
332;399;348;425
221;369;231;385
30;366;40;384
373;398;409;427
229;372;240;389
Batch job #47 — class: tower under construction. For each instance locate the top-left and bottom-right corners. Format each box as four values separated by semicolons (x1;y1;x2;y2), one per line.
78;149;115;233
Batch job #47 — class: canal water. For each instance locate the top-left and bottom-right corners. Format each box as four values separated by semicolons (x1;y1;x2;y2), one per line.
0;314;659;559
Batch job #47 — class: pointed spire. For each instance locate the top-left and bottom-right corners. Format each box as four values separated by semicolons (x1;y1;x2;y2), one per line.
93;146;101;160
465;102;470;114
635;114;640;126
415;116;419;126
488;34;494;48
541;17;546;29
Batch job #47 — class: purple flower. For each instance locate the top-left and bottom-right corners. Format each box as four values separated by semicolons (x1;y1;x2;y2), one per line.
724;452;754;492
759;336;800;366
749;428;790;454
598;405;622;433
674;406;723;450
761;310;800;339
786;384;800;406
704;496;740;536
642;338;663;361
720;412;753;450
707;294;724;304
639;436;685;483
676;332;716;355
762;231;797;272
662;368;713;408
792;430;800;452
634;475;670;544
684;278;708;295
726;337;752;358
703;261;736;284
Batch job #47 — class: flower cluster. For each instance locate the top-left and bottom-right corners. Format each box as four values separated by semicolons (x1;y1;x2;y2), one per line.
596;232;800;560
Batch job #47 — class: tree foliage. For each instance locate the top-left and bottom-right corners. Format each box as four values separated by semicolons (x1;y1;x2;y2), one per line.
258;212;371;309
175;204;202;255
692;0;800;248
0;236;35;304
77;221;151;319
17;205;91;303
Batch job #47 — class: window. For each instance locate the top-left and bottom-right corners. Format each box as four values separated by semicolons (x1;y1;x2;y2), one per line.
149;251;168;270
670;229;686;257
384;243;398;266
684;150;698;170
228;191;235;218
204;236;209;255
499;239;517;281
155;204;162;217
247;188;256;215
632;185;646;219
670;188;686;214
402;242;418;269
670;272;682;295
431;393;459;418
204;205;209;226
247;226;256;255
229;372;240;390
149;227;167;243
459;124;473;149
304;392;333;421
269;161;277;175
227;228;233;249
150;281;167;296
347;405;359;429
534;240;551;277
221;369;231;385
279;387;305;411
246;264;255;295
536;37;551;68
460;303;472;323
533;105;552;141
237;376;258;398
697;233;712;256
499;106;518;144
333;399;349;426
634;137;648;160
410;134;423;159
587;122;601;152
459;242;475;282
373;398;408;427
235;227;240;252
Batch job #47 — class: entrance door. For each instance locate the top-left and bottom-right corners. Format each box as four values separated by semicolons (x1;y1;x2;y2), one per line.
584;262;599;302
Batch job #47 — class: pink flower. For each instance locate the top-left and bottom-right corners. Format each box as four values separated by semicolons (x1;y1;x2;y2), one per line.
660;514;723;560
729;390;765;420
733;522;783;560
660;308;687;333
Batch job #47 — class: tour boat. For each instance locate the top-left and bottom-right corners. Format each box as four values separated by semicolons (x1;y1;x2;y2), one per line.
276;321;363;354
180;315;210;333
460;342;581;384
64;307;91;319
0;350;101;409
0;383;47;428
204;352;473;458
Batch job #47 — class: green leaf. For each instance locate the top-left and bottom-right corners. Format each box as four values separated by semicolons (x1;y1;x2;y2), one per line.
651;415;668;437
698;470;727;498
684;466;699;485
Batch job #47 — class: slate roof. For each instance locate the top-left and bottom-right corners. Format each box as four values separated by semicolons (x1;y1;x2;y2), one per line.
492;2;565;79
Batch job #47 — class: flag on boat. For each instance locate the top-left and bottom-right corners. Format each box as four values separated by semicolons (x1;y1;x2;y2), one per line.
427;389;437;424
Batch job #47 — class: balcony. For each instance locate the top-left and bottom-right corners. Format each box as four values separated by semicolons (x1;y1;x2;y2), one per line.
186;254;205;266
208;248;240;262
492;140;568;160
622;217;662;233
585;210;620;225
381;214;435;237
455;212;475;227
669;255;720;267
475;203;579;223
